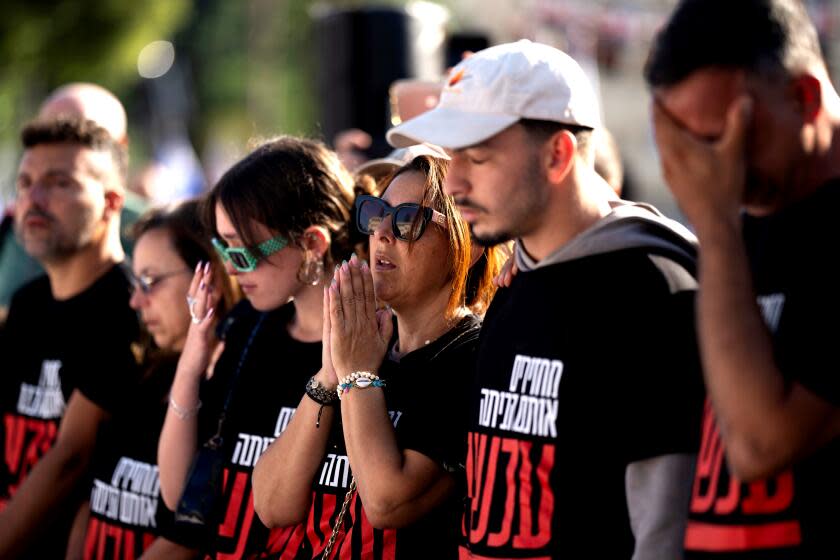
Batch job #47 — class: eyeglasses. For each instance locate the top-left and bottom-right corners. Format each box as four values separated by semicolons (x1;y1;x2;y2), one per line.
131;270;190;295
211;235;288;273
355;195;446;241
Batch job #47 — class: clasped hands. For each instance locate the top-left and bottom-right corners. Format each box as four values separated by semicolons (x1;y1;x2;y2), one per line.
318;254;392;389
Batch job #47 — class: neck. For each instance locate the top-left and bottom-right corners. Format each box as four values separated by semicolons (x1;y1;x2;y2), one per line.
43;232;124;300
288;281;325;342
519;166;615;263
393;286;459;355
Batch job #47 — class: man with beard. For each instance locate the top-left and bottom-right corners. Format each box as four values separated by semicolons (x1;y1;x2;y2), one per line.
647;0;840;557
387;40;704;558
0;118;139;557
0;83;146;322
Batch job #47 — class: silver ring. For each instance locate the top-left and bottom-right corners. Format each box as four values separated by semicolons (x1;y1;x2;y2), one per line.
186;295;195;308
191;315;203;325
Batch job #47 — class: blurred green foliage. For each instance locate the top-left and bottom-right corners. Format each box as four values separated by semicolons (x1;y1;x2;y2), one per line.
0;0;191;139
0;0;445;188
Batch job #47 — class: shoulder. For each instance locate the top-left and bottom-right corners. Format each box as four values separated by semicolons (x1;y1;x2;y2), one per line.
8;274;51;309
428;314;481;365
596;248;697;299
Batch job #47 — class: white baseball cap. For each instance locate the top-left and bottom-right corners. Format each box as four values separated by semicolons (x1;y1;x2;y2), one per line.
355;142;450;178
387;40;601;150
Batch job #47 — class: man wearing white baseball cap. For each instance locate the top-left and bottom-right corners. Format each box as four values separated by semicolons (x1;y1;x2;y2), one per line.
389;40;704;558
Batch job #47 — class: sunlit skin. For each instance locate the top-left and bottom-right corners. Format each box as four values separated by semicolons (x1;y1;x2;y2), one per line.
369;171;451;313
443;124;546;246
214;203;304;311
38;83;128;143
129;228;193;352
14;143;114;263
654;67;809;217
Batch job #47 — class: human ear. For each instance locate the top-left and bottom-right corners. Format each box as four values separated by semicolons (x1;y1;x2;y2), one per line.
301;225;331;259
103;189;124;218
792;74;822;123
545;130;577;185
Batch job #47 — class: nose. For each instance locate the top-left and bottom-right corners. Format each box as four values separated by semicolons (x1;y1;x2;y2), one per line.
18;181;49;209
222;258;238;276
443;157;469;198
373;213;395;244
129;287;145;310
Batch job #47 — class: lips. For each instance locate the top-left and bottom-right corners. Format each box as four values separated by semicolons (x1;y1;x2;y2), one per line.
457;206;478;222
23;215;51;228
374;253;397;271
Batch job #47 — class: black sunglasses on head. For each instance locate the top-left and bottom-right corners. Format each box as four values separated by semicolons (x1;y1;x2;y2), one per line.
355;195;447;241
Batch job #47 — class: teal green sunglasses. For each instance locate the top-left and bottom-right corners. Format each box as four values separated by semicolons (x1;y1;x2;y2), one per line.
211;235;288;272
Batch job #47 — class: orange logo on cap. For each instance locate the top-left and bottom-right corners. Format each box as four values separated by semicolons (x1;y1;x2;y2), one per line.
448;68;466;88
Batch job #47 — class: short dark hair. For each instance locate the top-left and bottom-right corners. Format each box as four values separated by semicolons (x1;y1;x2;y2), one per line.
645;0;824;88
519;119;594;162
203;135;368;268
20;117;128;185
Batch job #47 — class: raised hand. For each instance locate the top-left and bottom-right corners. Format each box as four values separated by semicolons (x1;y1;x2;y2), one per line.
652;95;753;234
179;261;218;379
328;255;392;378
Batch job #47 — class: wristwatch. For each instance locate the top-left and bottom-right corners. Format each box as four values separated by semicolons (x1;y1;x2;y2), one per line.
305;376;339;405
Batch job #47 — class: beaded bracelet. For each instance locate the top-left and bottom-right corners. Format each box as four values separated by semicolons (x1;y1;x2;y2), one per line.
337;371;385;400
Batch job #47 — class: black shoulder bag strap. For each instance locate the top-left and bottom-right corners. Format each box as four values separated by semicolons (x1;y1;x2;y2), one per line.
207;311;267;448
175;312;267;527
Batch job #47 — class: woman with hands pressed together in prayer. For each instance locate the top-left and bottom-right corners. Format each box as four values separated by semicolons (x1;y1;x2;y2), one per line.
252;155;498;559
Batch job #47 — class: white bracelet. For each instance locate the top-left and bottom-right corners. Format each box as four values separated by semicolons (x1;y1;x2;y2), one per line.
337;371;385;400
169;395;202;420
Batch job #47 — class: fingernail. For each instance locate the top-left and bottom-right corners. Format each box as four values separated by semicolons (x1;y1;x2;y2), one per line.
361;259;369;271
331;277;337;287
199;280;205;291
206;307;215;318
204;262;211;274
195;262;202;273
341;262;349;272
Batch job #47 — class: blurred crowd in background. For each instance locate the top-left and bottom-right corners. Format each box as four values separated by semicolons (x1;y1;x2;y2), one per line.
1;0;839;217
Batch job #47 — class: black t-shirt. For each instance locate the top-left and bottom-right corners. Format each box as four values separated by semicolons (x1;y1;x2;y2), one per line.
0;264;140;556
460;248;704;559
284;315;480;560
684;180;840;559
195;300;322;559
83;357;200;560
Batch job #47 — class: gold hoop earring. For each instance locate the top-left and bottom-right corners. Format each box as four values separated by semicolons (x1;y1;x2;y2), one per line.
297;249;324;286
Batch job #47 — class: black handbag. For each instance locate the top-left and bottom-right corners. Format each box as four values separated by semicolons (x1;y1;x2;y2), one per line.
174;435;225;526
174;313;266;527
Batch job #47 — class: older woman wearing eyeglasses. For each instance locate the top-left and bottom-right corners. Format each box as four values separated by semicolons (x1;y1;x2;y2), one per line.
252;155;500;559
66;199;238;560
